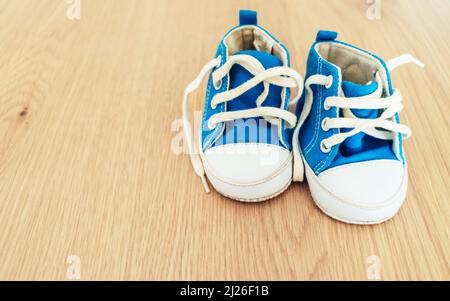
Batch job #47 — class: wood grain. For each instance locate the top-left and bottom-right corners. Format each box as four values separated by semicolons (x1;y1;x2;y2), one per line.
0;0;448;280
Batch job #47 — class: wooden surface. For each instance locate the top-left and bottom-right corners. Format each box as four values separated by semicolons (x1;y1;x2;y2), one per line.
0;0;448;281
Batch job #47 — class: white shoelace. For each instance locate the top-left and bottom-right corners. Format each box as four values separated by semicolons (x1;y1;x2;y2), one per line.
292;54;425;181
183;54;304;192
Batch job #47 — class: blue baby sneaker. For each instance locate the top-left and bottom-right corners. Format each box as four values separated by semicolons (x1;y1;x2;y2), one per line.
182;11;303;201
293;31;424;224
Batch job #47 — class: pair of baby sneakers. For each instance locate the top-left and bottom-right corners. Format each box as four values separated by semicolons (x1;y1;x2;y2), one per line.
182;11;424;224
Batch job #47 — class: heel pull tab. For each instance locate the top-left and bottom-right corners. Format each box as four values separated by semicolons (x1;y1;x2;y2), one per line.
316;30;338;42
239;10;258;26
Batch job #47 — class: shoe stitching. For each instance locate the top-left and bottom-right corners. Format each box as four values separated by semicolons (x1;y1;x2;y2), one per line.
304;57;323;156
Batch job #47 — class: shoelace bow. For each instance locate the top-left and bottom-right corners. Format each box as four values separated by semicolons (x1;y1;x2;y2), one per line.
183;54;304;192
292;54;425;181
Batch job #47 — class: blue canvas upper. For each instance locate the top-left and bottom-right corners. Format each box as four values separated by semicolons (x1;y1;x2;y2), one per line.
227;50;283;112
239;10;258;26
297;30;404;176
212;50;283;147
201;10;293;151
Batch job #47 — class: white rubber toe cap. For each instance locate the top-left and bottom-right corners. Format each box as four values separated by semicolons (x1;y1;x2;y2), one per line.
306;160;408;224
202;143;292;202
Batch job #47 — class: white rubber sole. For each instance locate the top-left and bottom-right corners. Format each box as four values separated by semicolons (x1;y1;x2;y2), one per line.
204;154;293;203
304;163;408;225
216;179;292;203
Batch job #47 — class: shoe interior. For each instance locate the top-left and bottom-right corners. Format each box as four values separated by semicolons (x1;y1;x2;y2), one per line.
224;26;288;65
316;43;382;84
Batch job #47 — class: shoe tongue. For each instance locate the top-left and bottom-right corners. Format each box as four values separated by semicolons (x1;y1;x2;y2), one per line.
340;79;383;155
341;80;381;118
227;50;283;112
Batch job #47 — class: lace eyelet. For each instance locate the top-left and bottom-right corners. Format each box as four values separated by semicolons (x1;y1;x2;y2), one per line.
323;99;331;111
320;140;331;153
213;79;222;90
207;119;217;130
325;75;333;89
321;118;330;132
